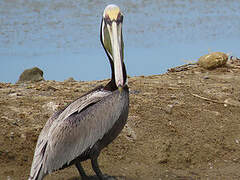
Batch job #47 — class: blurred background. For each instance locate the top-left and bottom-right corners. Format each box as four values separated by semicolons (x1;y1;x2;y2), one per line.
0;0;239;83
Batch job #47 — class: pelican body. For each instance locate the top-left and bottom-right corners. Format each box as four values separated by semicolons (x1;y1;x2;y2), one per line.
29;4;129;180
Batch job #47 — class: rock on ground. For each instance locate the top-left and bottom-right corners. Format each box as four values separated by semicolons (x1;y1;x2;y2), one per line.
198;52;228;69
17;67;44;83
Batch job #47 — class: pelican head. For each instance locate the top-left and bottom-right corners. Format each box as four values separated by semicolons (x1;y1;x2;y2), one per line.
101;4;124;89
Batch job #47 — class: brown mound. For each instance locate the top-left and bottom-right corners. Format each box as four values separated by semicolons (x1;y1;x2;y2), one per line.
1;60;240;179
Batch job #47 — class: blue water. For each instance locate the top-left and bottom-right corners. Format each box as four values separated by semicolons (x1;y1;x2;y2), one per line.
0;0;240;83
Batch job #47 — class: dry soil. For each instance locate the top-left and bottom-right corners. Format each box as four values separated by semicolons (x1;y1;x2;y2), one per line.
1;60;240;180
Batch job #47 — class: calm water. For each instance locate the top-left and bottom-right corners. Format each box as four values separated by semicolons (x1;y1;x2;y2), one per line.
0;0;240;83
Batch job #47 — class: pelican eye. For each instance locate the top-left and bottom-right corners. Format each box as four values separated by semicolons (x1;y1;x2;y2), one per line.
116;13;123;24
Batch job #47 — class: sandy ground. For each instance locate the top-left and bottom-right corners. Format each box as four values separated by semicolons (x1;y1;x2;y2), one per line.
1;60;240;180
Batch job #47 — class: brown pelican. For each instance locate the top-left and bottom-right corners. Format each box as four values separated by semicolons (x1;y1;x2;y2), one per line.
29;4;128;180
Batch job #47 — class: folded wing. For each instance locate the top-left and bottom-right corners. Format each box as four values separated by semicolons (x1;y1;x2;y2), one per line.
29;87;119;180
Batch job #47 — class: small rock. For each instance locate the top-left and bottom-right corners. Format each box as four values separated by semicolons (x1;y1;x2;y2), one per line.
17;67;44;83
130;90;140;95
8;93;18;97
123;122;137;141
198;52;228;69
64;77;76;82
46;85;58;91
165;104;173;114
21;133;26;140
203;76;209;79
170;95;177;100
9;132;14;138
42;101;59;113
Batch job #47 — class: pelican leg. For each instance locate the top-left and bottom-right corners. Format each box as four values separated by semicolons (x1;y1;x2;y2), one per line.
75;162;88;180
91;156;104;180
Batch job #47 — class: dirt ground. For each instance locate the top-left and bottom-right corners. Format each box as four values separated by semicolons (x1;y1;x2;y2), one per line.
1;60;240;180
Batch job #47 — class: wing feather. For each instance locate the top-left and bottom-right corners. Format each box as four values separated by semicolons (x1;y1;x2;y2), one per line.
29;110;62;180
56;88;112;121
44;89;128;174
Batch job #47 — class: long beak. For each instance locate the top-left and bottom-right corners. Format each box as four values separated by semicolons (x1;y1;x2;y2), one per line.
108;21;124;88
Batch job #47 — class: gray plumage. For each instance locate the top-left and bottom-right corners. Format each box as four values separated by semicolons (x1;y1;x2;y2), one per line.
29;86;129;180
